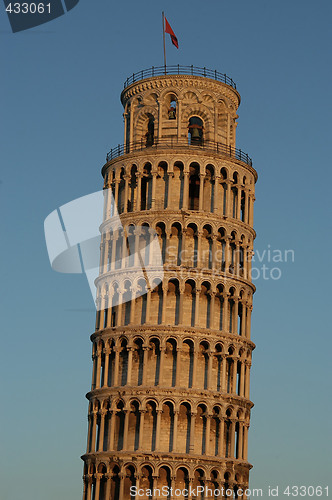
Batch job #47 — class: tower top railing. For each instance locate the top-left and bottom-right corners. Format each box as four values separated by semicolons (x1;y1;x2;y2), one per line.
105;138;252;167
123;65;237;90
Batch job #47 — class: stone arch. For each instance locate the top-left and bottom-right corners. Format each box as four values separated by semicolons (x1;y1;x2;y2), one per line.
156;464;172;492
134;106;158;142
126;401;140;452
195;403;208;455
212;341;223;392
177;403;192;454
114;400;125;451
175;466;190;498
160;401;175;452
169;222;182;267
166;278;180;325
200;280;211;329
147;336;161;386
164;337;177;387
140;465;154;500
172;160;184;209
188;162;200;210
181;338;194;388
185;222;198;268
198;340;210;390
202;224;213;270
144;400;158;451
156;161;168;209
132;337;144;386
193;468;206;497
203;163;215;212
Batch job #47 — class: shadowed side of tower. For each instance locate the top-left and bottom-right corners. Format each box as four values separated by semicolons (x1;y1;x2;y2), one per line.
81;66;257;500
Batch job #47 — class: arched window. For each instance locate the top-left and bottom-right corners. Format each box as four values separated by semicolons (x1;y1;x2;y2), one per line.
188;163;200;210
189;116;204;144
145;116;154;146
168;100;177;119
141;163;152;210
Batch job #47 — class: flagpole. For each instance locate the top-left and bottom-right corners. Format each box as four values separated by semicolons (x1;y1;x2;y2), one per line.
162;11;166;74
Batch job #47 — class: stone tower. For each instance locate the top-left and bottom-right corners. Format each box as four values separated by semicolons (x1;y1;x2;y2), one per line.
82;66;257;500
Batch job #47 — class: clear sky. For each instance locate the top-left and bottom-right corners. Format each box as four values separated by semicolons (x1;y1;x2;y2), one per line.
1;1;331;499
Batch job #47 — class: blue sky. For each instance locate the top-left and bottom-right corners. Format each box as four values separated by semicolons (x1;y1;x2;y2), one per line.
1;1;331;499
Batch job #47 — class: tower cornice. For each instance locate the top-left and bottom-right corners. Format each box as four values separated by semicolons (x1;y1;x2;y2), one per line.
121;74;241;109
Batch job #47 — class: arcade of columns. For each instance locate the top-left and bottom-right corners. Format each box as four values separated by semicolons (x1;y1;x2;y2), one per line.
82;70;257;500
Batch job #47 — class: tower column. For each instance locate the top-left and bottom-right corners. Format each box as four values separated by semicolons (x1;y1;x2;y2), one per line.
183;169;189;210
238;422;244;460
166;171;173;208
192;349;198;388
230;420;236;458
214;175;220;213
129;102;134;148
90;410;97;452
85;476;92;500
94;475;101;500
159;346;166;386
106;292;113;327
175;346;182;386
245;362;251;399
129;287;136;324
145;287;151;323
104;474;111;500
194;286;201;327
161;282;168;323
138;410;146;450
123;175;130;213
86;414;92;453
151;169;157;209
107;410;115;450
199;173;205;211
232;358;238;394
142;346;149;385
221;355;227;392
173;410;179;452
98;409;106;451
178;284;185;325
243;424;249;460
122;410;129;450
236;186;242;219
205;413;211;455
239;360;245;396
103;348;110;387
113;179;120;211
127;347;133;385
209;290;216;329
233;298;239;334
207;350;213;390
218;418;225;457
155;409;162;450
189;412;196;453
136;173;142;211
244;188;250;224
95;347;102;389
222;293;229;332
113;347;120;387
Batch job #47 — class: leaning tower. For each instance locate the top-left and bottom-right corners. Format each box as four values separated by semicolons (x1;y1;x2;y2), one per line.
82;66;257;500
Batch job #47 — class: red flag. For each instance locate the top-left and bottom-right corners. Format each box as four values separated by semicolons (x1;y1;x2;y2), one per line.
165;17;179;49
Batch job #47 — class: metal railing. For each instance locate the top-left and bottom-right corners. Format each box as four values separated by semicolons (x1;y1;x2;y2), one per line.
123;65;237;90
106;138;252;167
